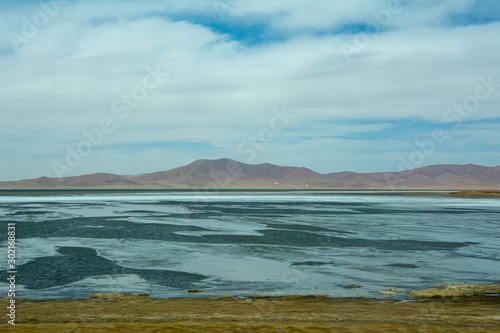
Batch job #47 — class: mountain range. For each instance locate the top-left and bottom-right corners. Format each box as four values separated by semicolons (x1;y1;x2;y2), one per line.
1;158;500;190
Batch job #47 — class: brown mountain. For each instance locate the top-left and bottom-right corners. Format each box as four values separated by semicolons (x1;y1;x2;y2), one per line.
0;159;499;190
327;164;500;189
0;173;140;189
134;158;331;189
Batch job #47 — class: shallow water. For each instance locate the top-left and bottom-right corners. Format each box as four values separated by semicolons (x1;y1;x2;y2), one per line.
1;192;499;300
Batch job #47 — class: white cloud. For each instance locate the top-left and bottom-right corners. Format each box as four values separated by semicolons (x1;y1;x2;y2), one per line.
0;0;499;180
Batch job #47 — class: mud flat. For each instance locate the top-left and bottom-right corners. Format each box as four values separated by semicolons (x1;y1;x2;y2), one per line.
1;289;499;332
410;283;500;298
446;191;500;197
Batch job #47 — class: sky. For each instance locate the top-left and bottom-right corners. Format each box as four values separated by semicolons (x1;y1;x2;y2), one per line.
0;0;499;180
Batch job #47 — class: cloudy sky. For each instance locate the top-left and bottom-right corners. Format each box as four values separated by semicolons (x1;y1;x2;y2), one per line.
1;0;499;180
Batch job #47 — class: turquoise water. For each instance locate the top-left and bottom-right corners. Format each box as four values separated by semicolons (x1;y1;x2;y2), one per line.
1;192;499;300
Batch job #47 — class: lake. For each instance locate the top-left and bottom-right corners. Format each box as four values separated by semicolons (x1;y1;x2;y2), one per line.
1;192;499;300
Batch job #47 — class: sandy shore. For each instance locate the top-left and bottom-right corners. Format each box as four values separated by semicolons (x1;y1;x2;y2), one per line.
446;190;500;197
1;189;499;198
2;294;499;332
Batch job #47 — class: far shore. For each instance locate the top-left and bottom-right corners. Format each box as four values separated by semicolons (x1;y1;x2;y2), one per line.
0;188;499;197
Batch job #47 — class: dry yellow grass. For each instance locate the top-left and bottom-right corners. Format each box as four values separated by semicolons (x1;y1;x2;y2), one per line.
1;294;499;332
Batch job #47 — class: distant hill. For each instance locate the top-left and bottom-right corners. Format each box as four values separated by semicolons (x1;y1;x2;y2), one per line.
134;158;331;189
0;173;141;189
327;164;500;189
1;158;499;190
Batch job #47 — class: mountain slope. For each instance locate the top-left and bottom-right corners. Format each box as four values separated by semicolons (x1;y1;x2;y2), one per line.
0;173;141;189
354;164;500;189
134;158;331;189
1;159;499;190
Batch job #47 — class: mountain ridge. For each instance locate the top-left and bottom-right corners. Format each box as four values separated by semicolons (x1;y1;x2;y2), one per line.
1;158;499;190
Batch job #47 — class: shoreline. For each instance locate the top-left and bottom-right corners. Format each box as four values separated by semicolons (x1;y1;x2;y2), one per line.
0;189;499;197
2;294;499;332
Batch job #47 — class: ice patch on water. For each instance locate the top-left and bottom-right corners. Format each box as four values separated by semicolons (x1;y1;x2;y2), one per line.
125;216;181;225
3;193;500;300
66;274;151;290
8;238;61;265
3;274;190;300
122;203;192;214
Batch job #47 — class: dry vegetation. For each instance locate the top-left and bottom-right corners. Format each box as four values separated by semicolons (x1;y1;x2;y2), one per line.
2;289;499;332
